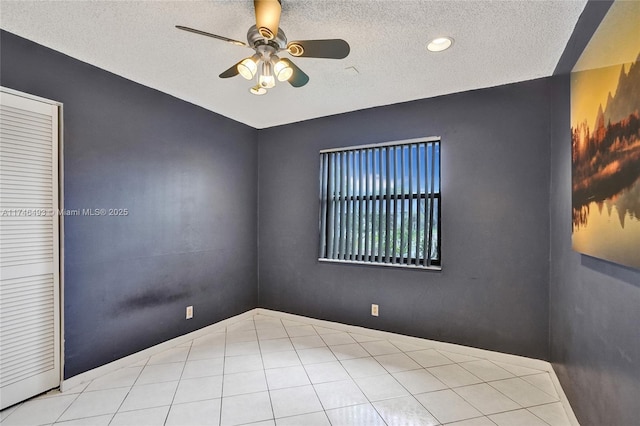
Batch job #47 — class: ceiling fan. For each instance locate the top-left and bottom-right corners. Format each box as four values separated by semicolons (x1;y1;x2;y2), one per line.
176;0;350;95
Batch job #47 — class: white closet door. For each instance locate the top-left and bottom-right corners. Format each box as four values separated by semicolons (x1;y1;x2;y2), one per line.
0;90;60;409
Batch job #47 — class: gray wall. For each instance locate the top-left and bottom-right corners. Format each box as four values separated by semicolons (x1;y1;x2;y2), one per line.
1;31;258;378
549;1;640;424
258;79;551;360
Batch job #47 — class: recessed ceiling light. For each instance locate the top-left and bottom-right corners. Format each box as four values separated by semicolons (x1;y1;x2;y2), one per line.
249;85;267;96
427;37;454;52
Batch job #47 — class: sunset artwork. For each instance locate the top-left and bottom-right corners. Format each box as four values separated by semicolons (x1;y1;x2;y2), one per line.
570;2;640;270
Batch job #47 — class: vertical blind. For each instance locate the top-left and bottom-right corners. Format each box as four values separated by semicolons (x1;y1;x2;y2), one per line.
319;138;441;268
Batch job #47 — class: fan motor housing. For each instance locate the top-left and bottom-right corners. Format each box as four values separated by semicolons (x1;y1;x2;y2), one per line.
247;25;287;50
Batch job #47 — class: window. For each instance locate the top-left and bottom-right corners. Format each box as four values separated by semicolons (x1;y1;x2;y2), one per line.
318;137;441;268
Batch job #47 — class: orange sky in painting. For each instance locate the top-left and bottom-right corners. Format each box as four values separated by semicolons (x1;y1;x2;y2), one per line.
570;1;639;130
571;62;632;130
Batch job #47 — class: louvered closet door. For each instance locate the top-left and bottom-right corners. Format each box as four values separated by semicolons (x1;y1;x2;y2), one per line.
0;90;60;409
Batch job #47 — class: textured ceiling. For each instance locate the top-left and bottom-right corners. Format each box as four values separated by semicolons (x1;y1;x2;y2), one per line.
1;0;587;129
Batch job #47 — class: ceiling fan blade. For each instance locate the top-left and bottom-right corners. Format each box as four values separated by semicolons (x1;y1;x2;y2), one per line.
219;61;242;79
254;0;282;40
176;25;249;48
286;39;350;59
280;59;309;88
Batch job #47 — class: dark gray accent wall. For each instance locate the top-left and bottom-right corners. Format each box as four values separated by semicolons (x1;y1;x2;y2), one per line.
258;79;551;359
549;1;640;424
1;31;258;378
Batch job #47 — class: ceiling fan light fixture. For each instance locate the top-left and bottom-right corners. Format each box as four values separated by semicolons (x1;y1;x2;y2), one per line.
249;85;267;95
259;74;276;88
272;57;293;82
427;36;454;52
259;61;276;88
237;54;260;80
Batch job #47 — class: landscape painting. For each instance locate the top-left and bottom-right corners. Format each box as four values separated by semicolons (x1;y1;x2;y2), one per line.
571;1;640;270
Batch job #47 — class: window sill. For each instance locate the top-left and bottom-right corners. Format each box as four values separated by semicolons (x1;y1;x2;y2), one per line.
318;258;442;271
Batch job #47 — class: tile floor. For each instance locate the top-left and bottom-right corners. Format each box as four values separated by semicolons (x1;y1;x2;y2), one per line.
0;313;573;426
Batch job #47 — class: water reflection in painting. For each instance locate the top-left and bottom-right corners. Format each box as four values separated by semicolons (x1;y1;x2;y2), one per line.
572;179;640;269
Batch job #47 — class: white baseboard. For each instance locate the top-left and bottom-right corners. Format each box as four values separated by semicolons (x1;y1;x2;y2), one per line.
60;309;257;392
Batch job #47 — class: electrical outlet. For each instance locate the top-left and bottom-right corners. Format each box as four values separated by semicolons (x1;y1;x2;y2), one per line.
371;304;379;317
186;305;193;319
